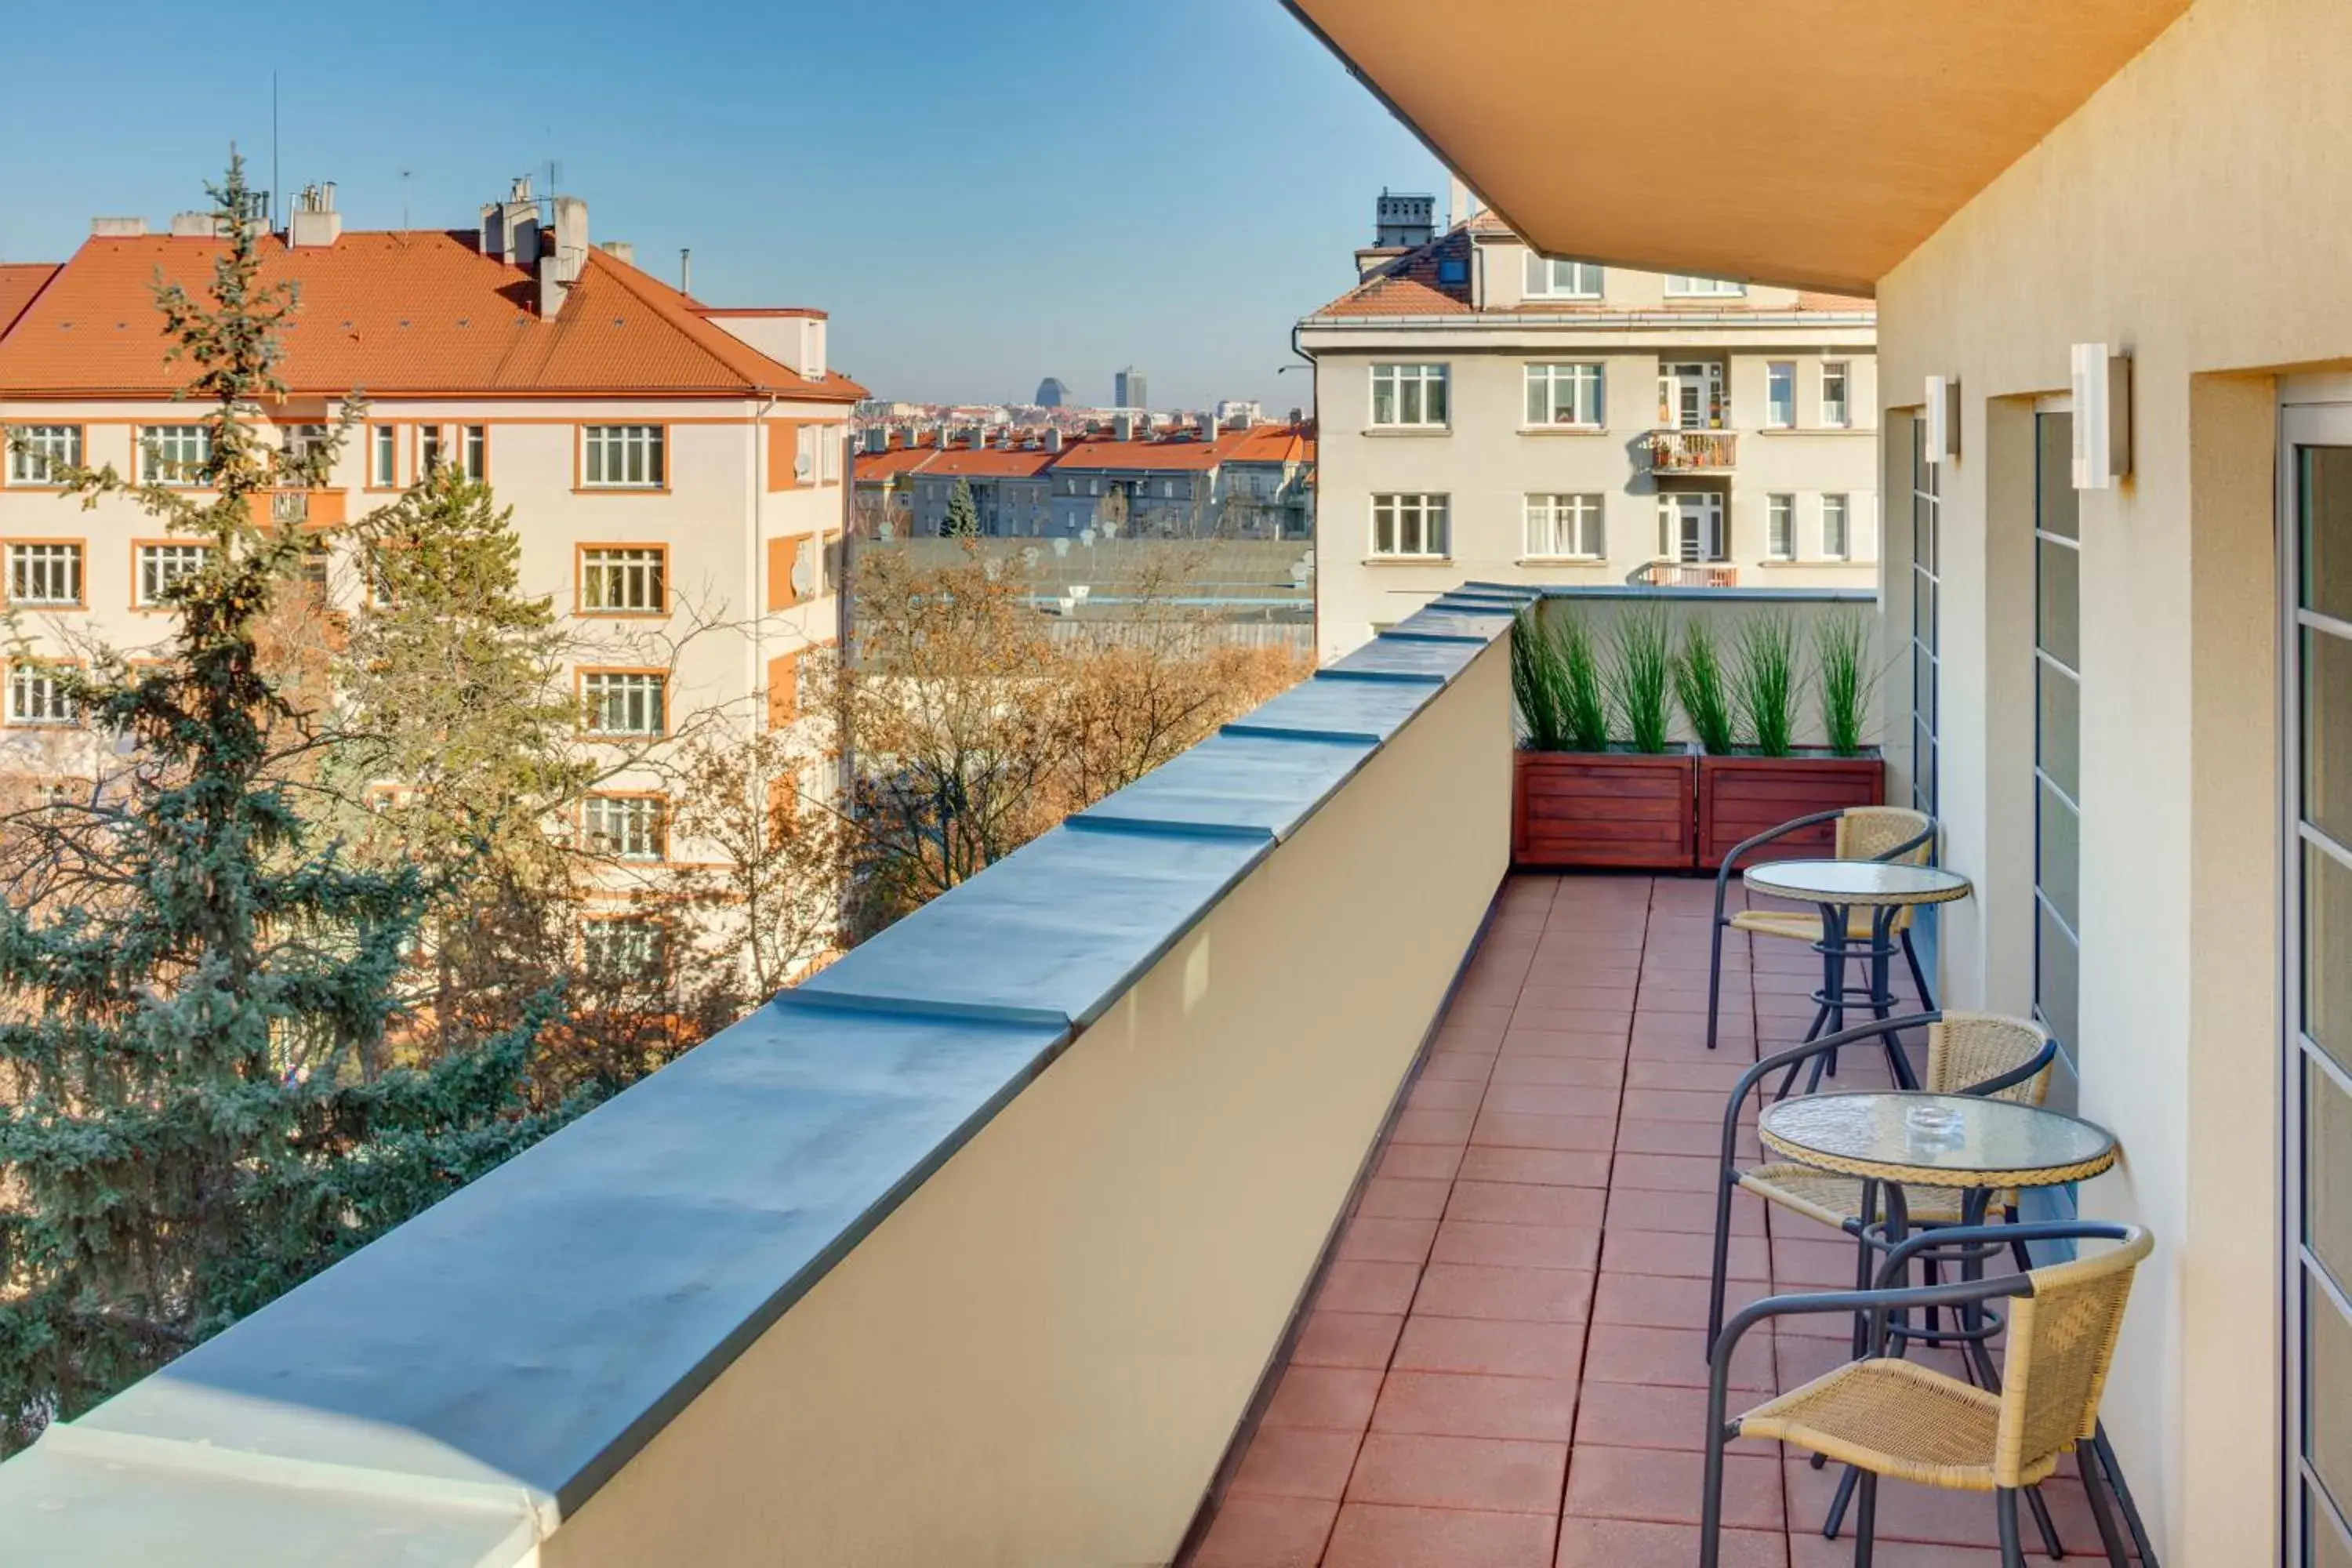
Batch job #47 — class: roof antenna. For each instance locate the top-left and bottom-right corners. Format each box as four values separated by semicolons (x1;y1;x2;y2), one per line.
399;169;412;245
270;71;281;233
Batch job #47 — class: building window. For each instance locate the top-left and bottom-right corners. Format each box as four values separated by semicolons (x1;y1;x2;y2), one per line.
1658;492;1727;562
582;917;666;982
1370;364;1449;428
138;425;210;486
281;423;329;458
1910;419;1940;818
580;546;667;614
418;425;445;476
459;425;487;481
2033;412;2082;1067
8;426;81;485
1664;274;1745;298
1659;362;1728;431
1524;363;1604;428
7;543;82;606
136;543;212;607
1523;255;1602;299
1525;494;1603;559
371;425;400;487
583;794;666;862
1766;362;1796;429
583;426;666;488
1370;494;1448;557
1766;495;1796;561
1822;361;1851;427
1822;494;1851;560
6;662;75;727
580;670;666;736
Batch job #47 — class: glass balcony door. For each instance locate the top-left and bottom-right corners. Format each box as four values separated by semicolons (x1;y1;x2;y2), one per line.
2284;401;2352;1568
2034;408;2082;1089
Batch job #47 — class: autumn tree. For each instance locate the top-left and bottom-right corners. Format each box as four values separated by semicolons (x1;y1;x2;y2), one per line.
0;157;579;1452
665;728;844;1004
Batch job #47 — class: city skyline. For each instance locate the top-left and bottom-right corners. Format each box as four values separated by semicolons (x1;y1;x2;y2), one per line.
0;0;1446;410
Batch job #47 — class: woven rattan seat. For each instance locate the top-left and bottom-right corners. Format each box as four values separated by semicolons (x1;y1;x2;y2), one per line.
1736;1356;2034;1490
1732;906;1878;943
1738;1162;1966;1227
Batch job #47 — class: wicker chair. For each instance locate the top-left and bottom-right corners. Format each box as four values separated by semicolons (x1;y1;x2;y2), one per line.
1704;806;1938;1057
1705;1011;2058;1355
1700;1222;2154;1568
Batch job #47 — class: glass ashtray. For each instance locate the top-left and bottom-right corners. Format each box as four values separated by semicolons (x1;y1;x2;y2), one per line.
1904;1102;1965;1149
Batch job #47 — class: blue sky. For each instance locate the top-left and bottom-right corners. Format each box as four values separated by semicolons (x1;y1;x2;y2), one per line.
0;2;1444;410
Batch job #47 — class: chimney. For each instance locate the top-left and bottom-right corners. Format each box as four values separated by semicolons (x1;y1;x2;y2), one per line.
864;426;885;454
90;216;149;238
288;183;343;249
1113;412;1134;441
1045;428;1064;453
1200;412;1217;441
971;427;989;451
167;212;216;237
598;240;636;267
537;194;589;316
480;175;541;267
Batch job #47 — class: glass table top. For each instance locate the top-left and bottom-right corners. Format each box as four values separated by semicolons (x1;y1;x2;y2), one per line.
1757;1091;2117;1185
1742;858;1973;907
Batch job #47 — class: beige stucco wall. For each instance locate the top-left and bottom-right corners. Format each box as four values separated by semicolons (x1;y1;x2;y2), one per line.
535;640;1512;1567
1871;0;2352;1553
1308;254;1878;661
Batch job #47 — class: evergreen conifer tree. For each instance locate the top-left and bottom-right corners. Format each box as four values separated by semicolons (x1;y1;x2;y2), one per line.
941;477;981;538
0;157;575;1453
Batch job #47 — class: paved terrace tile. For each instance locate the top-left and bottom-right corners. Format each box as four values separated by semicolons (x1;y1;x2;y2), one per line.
1186;873;2111;1568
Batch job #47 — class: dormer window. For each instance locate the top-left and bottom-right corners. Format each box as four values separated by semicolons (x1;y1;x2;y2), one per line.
1523;255;1602;299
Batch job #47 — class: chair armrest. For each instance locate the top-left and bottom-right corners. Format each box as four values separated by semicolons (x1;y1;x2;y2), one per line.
1719;1011;1940;1170
1955;1035;2060;1101
1714;808;1849;924
1871;1221;2136;1289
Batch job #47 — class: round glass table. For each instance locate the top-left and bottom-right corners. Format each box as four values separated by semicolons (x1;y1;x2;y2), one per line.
1742;859;1973;1088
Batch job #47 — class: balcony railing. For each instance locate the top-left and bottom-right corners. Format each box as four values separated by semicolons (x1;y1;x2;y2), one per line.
1641;560;1739;587
1642;428;1738;471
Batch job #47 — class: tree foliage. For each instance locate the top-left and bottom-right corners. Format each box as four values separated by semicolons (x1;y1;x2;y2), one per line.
941;477;981;539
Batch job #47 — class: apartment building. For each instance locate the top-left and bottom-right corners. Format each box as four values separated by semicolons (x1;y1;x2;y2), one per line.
1303;202;1877;659
906;436;1057;535
0;180;861;949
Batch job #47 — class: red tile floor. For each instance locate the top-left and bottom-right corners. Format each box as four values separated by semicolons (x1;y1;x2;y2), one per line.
1185;873;2125;1568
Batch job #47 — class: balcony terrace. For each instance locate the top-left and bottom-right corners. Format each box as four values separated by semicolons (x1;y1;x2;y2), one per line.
0;587;2095;1566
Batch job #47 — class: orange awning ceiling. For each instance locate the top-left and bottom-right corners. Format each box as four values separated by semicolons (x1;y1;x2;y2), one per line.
1280;0;2190;296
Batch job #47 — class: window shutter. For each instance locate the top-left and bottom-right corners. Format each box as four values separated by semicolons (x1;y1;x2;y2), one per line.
767;652;800;728
769;422;800;491
768;536;800;610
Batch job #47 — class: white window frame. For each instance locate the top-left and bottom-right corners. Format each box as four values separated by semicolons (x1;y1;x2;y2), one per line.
580;546;667;615
1369;364;1450;429
1822;361;1852;428
418;424;445;476
1524;494;1605;560
138;425;210;487
135;543;212;607
7;542;82;607
459;424;487;481
1766;494;1796;561
1370;493;1449;558
371;425;400;487
583;425;667;489
1664;274;1746;298
1766;362;1797;430
1522;254;1602;299
582;916;667;982
581;670;666;736
1658;492;1728;563
1524;363;1605;429
1823;494;1852;560
6;662;75;727
583;794;666;862
8;426;81;485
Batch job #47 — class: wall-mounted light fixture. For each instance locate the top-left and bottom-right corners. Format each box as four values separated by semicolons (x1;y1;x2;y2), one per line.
2070;343;2132;489
1924;375;1961;464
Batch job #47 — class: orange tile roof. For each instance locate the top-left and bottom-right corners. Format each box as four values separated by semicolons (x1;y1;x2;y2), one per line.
1212;424;1309;465
0;264;59;336
1312;221;1875;319
1047;434;1225;473
0;231;864;401
851;445;942;481
917;446;1058;478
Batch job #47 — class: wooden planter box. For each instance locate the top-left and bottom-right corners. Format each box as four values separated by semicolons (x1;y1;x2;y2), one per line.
1512;749;1697;869
1697;750;1886;870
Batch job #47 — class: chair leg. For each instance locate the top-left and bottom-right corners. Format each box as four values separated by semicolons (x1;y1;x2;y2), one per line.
1923;1253;1942;1342
1998;1489;2028;1568
2092;1425;2161;1567
1853;1472;1878;1568
1824;1463;1860;1537
1706;1175;1737;1356
1902;928;1936;1011
1706;918;1726;1054
1699;1423;1729;1568
2078;1439;2132;1567
2008;1203;2036;1275
2024;1484;2067;1559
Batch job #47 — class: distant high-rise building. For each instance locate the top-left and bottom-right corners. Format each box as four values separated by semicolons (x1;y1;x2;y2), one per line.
1113;367;1149;411
1035;377;1069;408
